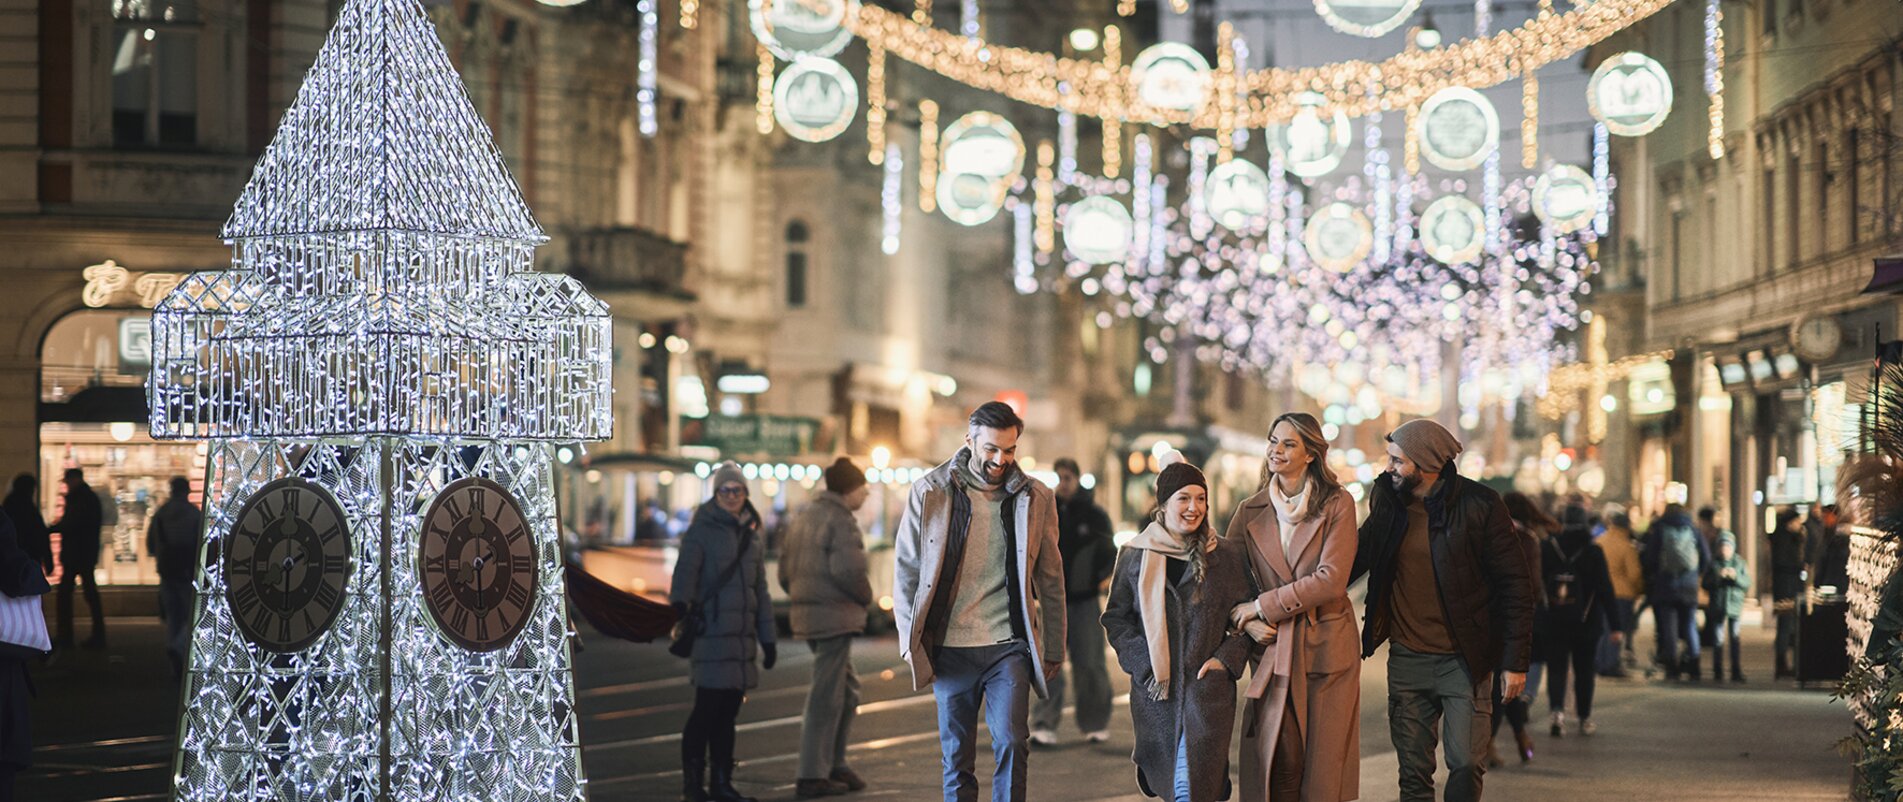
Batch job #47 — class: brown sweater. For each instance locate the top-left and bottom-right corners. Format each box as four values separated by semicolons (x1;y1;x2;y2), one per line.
1390;500;1456;655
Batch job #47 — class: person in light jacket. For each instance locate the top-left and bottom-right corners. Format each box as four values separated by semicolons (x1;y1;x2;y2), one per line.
779;457;875;798
892;402;1066;802
1103;453;1265;802
1226;413;1360;802
671;462;776;802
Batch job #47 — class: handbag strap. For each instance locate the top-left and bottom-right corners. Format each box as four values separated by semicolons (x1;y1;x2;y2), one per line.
697;528;752;606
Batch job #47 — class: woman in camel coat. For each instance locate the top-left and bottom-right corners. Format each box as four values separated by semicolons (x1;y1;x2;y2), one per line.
1227;413;1360;802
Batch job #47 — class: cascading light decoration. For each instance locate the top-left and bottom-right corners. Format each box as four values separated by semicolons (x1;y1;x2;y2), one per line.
638;0;659;136
867;39;887;164
1101;24;1122;178
756;42;776;135
917;99;939;212
147;0;611;799
1704;0;1725;159
882;143;904;254
1522;70;1540;169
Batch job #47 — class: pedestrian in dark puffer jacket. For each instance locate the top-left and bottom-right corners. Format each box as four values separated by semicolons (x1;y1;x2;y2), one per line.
671;462;776;802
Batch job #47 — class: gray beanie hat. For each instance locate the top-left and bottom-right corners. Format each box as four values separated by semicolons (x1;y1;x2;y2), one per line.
1387;419;1463;472
710;461;746;494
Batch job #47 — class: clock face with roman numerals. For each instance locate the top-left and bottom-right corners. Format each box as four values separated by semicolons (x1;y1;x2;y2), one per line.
225;477;352;653
417;477;537;652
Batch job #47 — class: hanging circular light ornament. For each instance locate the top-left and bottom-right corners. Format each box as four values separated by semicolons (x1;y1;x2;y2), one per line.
749;0;858;60
1265;92;1351;178
1418;195;1487;264
1130;43;1213;112
937;172;1008;226
1532;164;1600;233
1417;87;1500;171
1313;0;1423;37
940;111;1027;184
1303;202;1374;273
1062;196;1135;264
773;57;859;142
1587;51;1674;136
1205;160;1272;231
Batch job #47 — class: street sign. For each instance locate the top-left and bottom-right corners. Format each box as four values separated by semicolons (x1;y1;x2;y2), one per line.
685;414;826;457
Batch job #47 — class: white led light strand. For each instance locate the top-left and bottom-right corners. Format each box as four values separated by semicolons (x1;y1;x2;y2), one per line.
1704;0;1725;159
882;143;903;254
638;0;659;136
1592;122;1611;236
1013;200;1035;293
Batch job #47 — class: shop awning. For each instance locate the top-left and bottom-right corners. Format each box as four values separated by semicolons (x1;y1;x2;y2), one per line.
39;385;146;423
1862;256;1903;295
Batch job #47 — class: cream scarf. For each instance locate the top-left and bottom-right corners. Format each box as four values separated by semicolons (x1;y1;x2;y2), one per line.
1126;521;1216;701
1269;474;1309;554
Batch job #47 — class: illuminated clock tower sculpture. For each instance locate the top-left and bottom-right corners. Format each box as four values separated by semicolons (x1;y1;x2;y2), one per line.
146;0;609;797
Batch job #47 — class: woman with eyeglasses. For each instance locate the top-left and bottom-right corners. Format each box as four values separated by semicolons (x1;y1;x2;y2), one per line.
671;462;777;802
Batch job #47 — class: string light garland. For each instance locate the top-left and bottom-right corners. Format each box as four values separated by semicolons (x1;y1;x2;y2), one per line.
1035;140;1056;255
1231;34;1252;153
1169;0;1188;13
844;0;1678;128
1058;87;1077;184
1013;201;1035;293
680;0;697;28
1592;122;1612;236
638;0;659;136
1117;0;1134;16
1475;0;1491;37
1522;70;1539;169
960;0;978;39
1704;0;1725;159
1216;22;1238;164
914;0;930;25
1404;103;1421;174
882;143;903;254
868;39;887;164
1102;25;1122;178
755;43;775;135
918;99;939;212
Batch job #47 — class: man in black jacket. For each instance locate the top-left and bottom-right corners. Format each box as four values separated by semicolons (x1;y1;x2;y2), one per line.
49;468;106;649
1351;420;1534;802
1030;458;1116;747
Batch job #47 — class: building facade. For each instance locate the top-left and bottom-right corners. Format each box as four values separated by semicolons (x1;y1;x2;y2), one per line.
1598;0;1903;572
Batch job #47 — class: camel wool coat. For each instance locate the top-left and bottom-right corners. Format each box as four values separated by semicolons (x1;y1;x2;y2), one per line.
1228;485;1361;802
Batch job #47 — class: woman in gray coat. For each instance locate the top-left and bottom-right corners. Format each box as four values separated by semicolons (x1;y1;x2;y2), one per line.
671;463;776;802
1103;455;1267;802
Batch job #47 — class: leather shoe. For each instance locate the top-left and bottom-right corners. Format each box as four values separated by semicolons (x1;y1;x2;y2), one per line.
828;768;866;791
794;778;848;798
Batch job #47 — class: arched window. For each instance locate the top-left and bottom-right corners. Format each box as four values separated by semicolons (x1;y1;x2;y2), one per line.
785;220;810;309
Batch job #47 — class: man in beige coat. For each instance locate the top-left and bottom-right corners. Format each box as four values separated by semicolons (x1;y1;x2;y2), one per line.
893;402;1066;802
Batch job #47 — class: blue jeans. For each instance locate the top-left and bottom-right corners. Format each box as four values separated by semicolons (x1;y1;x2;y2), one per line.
1173;731;1191;802
1654;600;1701;669
933;642;1032;802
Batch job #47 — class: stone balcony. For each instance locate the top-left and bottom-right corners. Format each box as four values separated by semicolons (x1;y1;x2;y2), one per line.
553;226;696;317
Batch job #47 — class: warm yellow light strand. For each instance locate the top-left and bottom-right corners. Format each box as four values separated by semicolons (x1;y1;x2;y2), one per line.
1035;140;1056;254
1116;0;1134;16
1102;25;1122;178
1169;0;1188;13
914;0;931;25
1215;22;1237;164
1521;70;1539;169
845;0;1679;127
868;40;888;164
756;43;775;135
680;0;698;29
918;99;940;213
1404;103;1420;174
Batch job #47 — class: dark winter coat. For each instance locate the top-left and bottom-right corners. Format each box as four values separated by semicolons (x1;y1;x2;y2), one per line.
1102;535;1257;802
49;483;103;572
1351;471;1536;679
778;491;873;640
0;510;51;768
670;499;776;690
145;497;203;583
1806;521;1850;592
1057;489;1116;601
1;489;48;576
1642;512;1712;605
1539;527;1620;637
1768;526;1806;601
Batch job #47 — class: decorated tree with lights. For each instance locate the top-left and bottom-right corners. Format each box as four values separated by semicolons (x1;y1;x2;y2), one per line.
146;0;610;798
